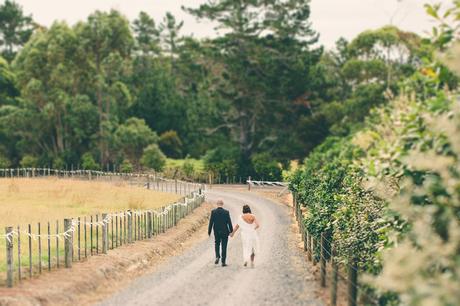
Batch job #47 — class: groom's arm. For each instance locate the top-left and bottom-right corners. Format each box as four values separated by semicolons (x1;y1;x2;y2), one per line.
227;212;233;233
208;211;214;236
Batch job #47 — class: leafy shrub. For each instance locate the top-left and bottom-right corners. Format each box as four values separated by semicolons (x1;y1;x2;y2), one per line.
181;159;195;178
120;159;134;173
20;155;38;168
0;153;11;168
290;18;460;302
250;153;282;181
52;157;65;169
203;146;240;179
140;144;166;171
81;152;100;170
159;130;183;158
115;118;159;163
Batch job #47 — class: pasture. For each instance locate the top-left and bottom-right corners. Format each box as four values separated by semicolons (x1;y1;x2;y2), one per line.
0;178;180;227
0;177;182;283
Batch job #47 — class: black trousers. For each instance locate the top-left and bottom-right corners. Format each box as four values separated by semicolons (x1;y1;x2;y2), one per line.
214;234;228;262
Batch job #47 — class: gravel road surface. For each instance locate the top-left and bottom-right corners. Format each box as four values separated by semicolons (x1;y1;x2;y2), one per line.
99;188;323;306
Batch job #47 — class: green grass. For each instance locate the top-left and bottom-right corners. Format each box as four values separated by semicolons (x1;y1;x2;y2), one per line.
165;158;205;172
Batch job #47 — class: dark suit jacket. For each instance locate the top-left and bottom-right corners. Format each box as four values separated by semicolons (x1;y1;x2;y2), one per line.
208;207;233;237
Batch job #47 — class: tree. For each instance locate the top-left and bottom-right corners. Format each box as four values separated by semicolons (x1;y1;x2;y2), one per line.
115;117;158;166
140;144;166;171
20;154;38;167
0;0;35;62
13;22;83;157
76;10;134;164
81;152;100;170
120;159;133;173
347;25;427;88
132;11;160;55
0;56;18;104
159;12;184;61
251;152;282;181
159;130;183;158
185;0;323;162
0;153;10;167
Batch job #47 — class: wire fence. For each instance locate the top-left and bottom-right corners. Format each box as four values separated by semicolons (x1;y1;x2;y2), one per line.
292;193;379;306
0;168;205;288
0;168;203;195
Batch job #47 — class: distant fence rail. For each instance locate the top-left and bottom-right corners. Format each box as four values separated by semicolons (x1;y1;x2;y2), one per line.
0;167;203;195
246;180;287;187
0;168;205;288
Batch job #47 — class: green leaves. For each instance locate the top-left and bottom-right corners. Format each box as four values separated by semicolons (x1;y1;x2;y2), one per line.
114;117;159;165
140;144;166;172
0;0;35;62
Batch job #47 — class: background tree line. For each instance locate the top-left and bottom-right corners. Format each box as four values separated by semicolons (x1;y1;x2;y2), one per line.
0;0;447;180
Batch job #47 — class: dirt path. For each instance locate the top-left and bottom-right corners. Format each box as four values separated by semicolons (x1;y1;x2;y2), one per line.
100;188;323;306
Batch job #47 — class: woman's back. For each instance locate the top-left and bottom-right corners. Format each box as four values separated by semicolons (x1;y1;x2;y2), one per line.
239;214;257;235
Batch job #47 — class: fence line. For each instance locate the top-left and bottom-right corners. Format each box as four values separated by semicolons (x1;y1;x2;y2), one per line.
0;167;204;196
292;192;378;306
1;169;206;288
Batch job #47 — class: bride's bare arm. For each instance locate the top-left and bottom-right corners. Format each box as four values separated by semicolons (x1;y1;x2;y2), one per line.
254;218;260;230
230;224;239;237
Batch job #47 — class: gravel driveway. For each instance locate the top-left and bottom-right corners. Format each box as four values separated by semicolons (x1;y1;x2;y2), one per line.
99;188;323;306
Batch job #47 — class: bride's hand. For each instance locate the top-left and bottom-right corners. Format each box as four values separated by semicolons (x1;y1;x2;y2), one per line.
229;232;234;237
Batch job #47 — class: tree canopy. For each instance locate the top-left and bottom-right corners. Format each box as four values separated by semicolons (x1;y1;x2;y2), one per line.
0;0;447;178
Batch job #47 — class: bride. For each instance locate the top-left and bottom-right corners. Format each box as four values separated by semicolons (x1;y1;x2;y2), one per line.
230;204;260;267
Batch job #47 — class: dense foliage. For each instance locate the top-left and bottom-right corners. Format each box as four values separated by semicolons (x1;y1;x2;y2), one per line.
0;0;435;179
290;2;460;305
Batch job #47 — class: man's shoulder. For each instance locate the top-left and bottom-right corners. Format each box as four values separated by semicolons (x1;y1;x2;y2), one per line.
212;208;229;214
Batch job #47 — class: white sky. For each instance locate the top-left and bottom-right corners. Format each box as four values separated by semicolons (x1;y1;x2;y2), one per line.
11;0;452;49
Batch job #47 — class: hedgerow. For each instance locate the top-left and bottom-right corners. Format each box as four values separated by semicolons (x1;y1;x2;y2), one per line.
290;3;460;303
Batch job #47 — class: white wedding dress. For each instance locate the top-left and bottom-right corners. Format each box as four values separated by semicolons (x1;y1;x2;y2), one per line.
237;215;260;263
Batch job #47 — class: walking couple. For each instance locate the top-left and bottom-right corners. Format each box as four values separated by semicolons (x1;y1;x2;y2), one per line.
208;200;260;267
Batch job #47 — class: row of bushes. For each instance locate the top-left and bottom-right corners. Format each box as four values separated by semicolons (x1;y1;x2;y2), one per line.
0;143;167;173
290;19;460;306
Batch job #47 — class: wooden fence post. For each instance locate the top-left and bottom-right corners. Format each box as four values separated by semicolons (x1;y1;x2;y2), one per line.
17;226;21;281
64;219;72;268
312;236;318;265
147;212;152;238
248;176;251;191
5;226;14;287
38;222;42;273
330;244;338;306
102;213;108;254
320;232;327;287
348;258;358;306
306;231;312;261
28;224;32;277
47;222;51;271
128;211;133;243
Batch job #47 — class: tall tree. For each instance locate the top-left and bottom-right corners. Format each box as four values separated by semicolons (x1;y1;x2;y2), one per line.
11;22;99;163
76;10;134;164
0;0;35;62
159;12;184;61
133;11;160;56
0;55;18;103
185;0;323;165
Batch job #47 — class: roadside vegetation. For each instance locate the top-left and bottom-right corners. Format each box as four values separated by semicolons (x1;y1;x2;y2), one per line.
290;2;460;305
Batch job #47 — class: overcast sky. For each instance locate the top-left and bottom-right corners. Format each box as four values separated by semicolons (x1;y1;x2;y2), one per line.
13;0;452;49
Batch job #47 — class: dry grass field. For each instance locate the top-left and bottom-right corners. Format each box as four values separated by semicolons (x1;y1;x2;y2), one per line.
0;178;180;228
0;178;182;282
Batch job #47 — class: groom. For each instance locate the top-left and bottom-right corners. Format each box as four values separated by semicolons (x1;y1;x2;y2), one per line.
208;200;233;267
